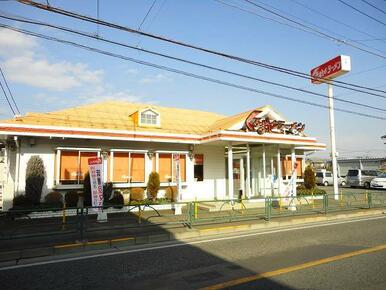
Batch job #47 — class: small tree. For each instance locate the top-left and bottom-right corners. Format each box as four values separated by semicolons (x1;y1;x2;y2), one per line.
82;171;92;206
25;155;45;204
147;172;160;201
304;166;316;190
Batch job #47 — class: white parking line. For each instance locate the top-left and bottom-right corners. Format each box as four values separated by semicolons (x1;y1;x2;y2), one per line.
0;215;385;271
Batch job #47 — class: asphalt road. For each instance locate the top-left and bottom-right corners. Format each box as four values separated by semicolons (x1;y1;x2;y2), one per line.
323;185;386;195
1;216;386;289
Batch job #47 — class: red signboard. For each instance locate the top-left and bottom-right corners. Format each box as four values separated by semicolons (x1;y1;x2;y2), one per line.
310;55;351;84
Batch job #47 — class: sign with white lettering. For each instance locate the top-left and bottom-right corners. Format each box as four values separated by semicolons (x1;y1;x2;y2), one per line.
310;55;351;84
88;157;104;212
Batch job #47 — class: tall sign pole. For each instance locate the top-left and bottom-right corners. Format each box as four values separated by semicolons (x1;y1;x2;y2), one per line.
310;55;351;201
327;82;339;199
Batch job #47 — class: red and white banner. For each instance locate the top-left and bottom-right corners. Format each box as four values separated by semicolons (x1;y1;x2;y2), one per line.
88;157;104;212
310;55;351;84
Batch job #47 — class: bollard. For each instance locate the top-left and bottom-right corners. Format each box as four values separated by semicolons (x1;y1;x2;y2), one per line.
138;205;142;224
340;190;343;208
368;191;372;208
62;200;66;230
311;190;315;209
78;207;85;242
279;196;282;212
194;197;198;219
365;190;368;203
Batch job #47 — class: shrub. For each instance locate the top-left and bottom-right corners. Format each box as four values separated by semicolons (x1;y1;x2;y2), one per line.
165;186;178;202
130;187;145;201
25;156;45;204
304;166;316;190
103;182;113;201
147;172;160;201
297;186;326;196
13;194;33;208
110;191;124;205
82;171;92;206
65;190;79;207
44;191;63;207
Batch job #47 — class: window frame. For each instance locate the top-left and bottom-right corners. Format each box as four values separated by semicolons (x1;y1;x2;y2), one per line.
56;147;101;187
138;108;161;127
110;149;147;185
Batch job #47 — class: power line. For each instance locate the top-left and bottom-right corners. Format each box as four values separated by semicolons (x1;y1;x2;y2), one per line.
0;66;20;114
138;0;157;31
360;0;386;15
245;0;386;56
338;0;386;26
289;0;386;44
0;78;15;115
2;13;385;113
1;23;385;122
240;0;386;59
16;0;386;97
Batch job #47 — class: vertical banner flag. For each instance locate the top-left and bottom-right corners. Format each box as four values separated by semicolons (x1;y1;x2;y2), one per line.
88;157;104;212
173;154;181;201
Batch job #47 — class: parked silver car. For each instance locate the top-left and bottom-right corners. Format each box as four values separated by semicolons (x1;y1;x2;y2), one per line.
315;171;346;186
346;169;379;189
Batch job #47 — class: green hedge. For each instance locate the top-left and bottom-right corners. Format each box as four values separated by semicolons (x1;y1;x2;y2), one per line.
297;185;326;196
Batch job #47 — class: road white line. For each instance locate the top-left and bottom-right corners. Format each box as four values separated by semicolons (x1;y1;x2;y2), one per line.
1;214;385;271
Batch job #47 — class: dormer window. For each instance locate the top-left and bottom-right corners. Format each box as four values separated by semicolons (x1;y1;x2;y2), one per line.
138;108;161;127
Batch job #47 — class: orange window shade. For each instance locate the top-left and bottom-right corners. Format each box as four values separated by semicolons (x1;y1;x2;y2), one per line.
79;152;98;180
113;152;129;182
281;159;292;177
180;155;186;182
60;151;78;181
130;153;145;182
159;153;172;182
106;152;111;182
296;158;303;177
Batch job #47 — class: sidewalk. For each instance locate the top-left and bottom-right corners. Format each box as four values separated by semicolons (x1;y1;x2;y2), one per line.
0;206;384;264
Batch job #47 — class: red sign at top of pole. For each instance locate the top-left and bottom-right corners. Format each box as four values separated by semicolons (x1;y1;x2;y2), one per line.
310;55;351;84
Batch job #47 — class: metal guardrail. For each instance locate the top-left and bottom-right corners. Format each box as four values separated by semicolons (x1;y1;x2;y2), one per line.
0;192;385;243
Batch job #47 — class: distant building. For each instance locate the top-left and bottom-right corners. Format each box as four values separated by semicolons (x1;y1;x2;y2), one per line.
336;157;386;176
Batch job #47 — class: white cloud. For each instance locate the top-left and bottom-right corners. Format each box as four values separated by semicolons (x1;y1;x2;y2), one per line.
0;28;103;91
139;73;173;84
126;68;138;75
77;90;143;104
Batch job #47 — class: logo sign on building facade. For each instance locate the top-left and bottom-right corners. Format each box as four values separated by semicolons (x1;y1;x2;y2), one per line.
88;157;104;212
310;55;351;84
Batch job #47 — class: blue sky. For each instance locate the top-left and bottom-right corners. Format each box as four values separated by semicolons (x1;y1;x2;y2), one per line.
0;0;385;158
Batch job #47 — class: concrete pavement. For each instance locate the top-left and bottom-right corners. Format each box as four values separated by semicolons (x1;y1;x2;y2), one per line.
0;214;386;289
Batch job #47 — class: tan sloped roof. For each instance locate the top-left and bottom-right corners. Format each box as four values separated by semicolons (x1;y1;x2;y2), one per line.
1;101;228;135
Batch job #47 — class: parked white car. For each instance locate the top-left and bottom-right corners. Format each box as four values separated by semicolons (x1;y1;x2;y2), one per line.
370;172;386;189
315;171;346;186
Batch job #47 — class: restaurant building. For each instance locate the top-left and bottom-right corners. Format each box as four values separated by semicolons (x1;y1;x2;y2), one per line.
0;101;325;210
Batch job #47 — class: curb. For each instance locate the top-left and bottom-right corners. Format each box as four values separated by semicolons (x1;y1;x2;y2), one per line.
0;208;384;264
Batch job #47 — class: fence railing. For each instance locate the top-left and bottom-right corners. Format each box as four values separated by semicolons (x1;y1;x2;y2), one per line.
0;192;385;244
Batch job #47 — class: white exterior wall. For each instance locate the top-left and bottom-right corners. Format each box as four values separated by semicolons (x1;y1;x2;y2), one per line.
2;137;227;208
15;141;56;199
190;145;226;201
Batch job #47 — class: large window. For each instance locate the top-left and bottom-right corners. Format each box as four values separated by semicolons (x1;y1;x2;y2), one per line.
112;152;145;183
59;150;98;184
281;158;303;178
194;154;204;181
158;153;186;183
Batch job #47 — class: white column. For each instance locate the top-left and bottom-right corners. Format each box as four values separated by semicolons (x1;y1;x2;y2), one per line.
228;142;234;200
270;156;274;196
103;154;108;183
110;151;114;182
277;147;282;196
14;136;20;196
291;147;297;196
56;149;61;186
262;144;266;197
246;144;251;199
239;157;245;199
328;83;339;200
